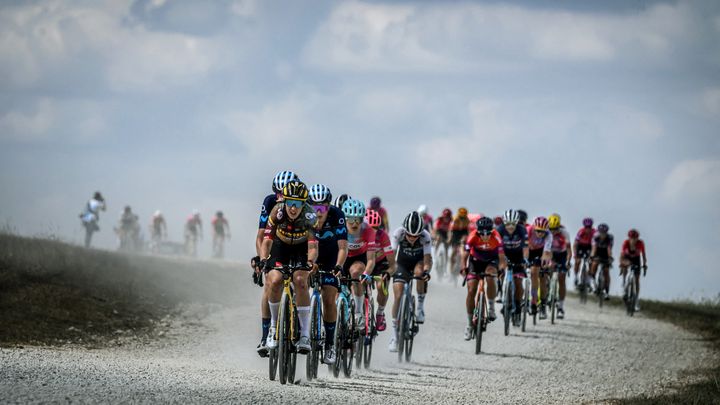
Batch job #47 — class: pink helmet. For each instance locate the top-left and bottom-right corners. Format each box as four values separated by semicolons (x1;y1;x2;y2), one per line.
365;209;382;228
534;216;549;231
582;217;593;227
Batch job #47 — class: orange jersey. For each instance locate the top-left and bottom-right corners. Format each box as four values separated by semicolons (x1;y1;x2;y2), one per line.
465;229;504;261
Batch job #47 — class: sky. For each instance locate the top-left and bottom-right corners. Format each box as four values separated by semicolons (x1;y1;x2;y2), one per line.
0;0;718;300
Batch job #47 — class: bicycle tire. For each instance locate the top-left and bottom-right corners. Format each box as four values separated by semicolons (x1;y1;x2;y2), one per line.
503;277;512;336
405;297;415;362
288;308;298;384
627;273;636;316
397;293;406;362
268;348;278;381
355;308;364;370
550;273;557;325
521;278;528;332
342;311;355;377
363;298;375;368
307;295;321;381
278;293;291;385
598;269;605;308
579;261;588;304
332;299;345;378
475;292;485;354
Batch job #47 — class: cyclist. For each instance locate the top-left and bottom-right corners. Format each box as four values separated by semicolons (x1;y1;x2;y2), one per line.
366;209;395;332
333;193;352;209
418;205;433;233
620;229;647;311
184;210;203;256
369;196;390;230
497;210;529;325
388;212;432;352
308;184;348;364
573;218;596;287
493;216;503;229
433;208;452;247
342;199;377;332
461;216;504;339
150;211;167;241
589;223;614;300
517;209;528;227
211;211;231;258
79;191;106;248
118;206;140;251
260;180;318;354
527;216;553;317
449;207;470;277
548;214;572;319
253;170;298;357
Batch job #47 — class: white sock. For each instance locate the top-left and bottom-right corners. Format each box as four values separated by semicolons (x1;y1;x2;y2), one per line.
269;301;280;326
297;306;310;338
354;295;363;315
418;294;426;309
377;305;385;315
489;301;496;311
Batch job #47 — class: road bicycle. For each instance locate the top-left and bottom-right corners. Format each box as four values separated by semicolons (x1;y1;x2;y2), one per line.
577;253;591;304
534;266;551;325
397;275;424;362
463;271;489;354
268;263;309;385
332;275;358;378
501;262;524;336
433;239;448;281
595;259;612;308
623;264;643;317
306;270;328;381
548;262;563;324
355;274;387;369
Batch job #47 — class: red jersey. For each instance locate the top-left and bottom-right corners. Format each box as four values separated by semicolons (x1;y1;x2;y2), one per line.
465;229;504;261
347;223;377;257
575;227;596;245
622;239;645;258
435;217;452;232
374;228;394;261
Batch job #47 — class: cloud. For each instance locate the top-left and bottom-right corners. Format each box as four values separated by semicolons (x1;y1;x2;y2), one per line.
304;1;695;72
661;159;720;203
702;87;720;116
0;98;55;142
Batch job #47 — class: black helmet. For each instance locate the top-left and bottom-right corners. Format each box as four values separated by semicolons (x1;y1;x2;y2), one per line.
93;191;104;201
517;209;528;224
124;205;131;213
403;211;424;236
282;180;309;201
476;216;494;234
333;193;351;209
216;211;223;217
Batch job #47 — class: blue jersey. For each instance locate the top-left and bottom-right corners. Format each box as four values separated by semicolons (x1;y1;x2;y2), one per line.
315;206;347;266
259;194;277;229
497;224;528;261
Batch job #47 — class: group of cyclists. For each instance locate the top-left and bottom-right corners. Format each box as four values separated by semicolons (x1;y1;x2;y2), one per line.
79;192;231;257
251;170;650;372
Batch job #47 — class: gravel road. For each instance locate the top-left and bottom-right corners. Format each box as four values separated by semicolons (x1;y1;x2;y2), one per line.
0;278;713;404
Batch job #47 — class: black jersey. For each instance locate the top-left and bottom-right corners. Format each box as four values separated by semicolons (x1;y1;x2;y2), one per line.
315;206;347;263
497;224;528;261
258;194;277;229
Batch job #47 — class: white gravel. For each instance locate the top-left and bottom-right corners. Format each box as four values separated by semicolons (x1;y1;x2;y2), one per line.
0;280;714;404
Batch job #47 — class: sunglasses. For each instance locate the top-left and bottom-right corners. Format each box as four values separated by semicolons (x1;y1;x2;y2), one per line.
313;204;329;214
535;230;547;235
347;217;362;224
285;199;304;209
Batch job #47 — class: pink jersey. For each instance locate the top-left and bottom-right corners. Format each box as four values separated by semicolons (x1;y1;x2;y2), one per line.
527;225;553;252
575;227;596;245
374;228;394;261
348;223;378;257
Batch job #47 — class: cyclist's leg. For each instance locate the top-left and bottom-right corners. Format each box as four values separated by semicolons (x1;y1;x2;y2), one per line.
390;265;410;347
485;264;498;316
531;265;540;309
413;261;427;320
602;262;611;294
292;268;311;341
513;271;524;313
466;277;479;327
349;261;366;322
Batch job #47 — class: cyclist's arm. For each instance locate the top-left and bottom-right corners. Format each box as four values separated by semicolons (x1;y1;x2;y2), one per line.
641;243;647;267
364;249;376;276
423;253;433;273
387;253;397;275
255;229;265;256
306;231;318;264
336;240;348;267
523;246;529;263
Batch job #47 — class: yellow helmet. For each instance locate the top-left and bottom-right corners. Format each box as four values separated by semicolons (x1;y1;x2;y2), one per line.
548;213;561;230
458;207;468;217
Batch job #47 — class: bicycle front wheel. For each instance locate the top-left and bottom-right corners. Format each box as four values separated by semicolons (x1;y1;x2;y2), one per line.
278;293;291;385
598;270;605;308
332;299;345;378
550;275;557;324
475;292;485;354
342;311;355;377
397;294;406;362
521;278;529;332
503;279;512;336
306;294;321;381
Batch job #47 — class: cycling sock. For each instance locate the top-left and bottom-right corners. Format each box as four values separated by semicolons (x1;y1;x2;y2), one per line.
297;306;310;338
261;318;271;341
467;313;473;326
354;295;363;315
418;294;426;309
377;305;385;315
324;322;336;348
558;300;564;310
489;301;495;311
531;290;538;302
269;301;280;326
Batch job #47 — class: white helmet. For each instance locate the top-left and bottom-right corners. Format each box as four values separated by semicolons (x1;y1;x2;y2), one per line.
503;209;519;225
403;211;424;236
417;204;427;216
154;210;162;217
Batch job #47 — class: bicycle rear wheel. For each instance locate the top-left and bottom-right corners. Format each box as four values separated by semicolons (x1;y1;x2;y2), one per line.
278;293;291;385
475;293;485;354
503;278;512;336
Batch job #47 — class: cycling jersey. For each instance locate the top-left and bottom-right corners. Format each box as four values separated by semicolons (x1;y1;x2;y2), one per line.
375;206;390;230
550;226;570;253
315;206;347;269
265;203;318;245
258;194;278;229
621;239;645;258
373;228;394;262
434;217;451;232
451;216;470;231
497;224;528;262
527;225;553;252
186;217;202;234
592;233;614;250
392;228;432;282
212;217;228;235
465;230;504;262
422;213;433;232
575;227;596;245
347;222;377;258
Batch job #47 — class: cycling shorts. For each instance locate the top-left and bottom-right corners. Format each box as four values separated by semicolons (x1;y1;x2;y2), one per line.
466;257;498;280
593;251;611;265
317;260;340;290
393;259;423;283
344;254;367;274
450;229;468;246
374;258;390;276
506;262;527;278
621;255;642;271
552;251;569;273
529;248;544;267
576;244;591;259
436;229;448;242
266;240;308;273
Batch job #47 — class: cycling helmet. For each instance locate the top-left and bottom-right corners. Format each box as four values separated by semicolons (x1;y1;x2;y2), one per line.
583;217;593;227
534;216;549;231
272;170;298;193
192;209;200;217
342;199;366;218
458;207;468;217
154;210;161;217
493;216;503;227
124;205;131;213
503;209;519;225
309;183;332;204
417;204;428;216
282;180;309;201
93;191;104;201
216;211;223;217
365;209;382;228
598;223;609;233
476;216;494;234
628;228;639;238
442;208;452;218
334;194;352;209
548;214;561;230
403;211;424;236
517;209;528;224
370;196;382;210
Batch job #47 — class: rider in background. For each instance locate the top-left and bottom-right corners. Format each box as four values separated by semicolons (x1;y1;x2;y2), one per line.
433;208;452;247
369;196;389;231
118;206;140;251
342;199;377;332
184;210;203;256
449;207;470;277
517;210;528;228
590;223;614;300
79;191;106;248
366;209;395;332
211;211;231;258
309;183;348;364
253;170;298;357
418;205;433;233
573;218;596;287
493;216;503;229
527;217;553;317
620;229;647;311
496;210;529;323
461;216;504;339
150;210;167;251
548;214;572;319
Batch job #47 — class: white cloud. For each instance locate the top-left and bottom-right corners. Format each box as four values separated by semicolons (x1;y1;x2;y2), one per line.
702;87;720;116
0;98;55;142
661;159;720;203
304;1;693;72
